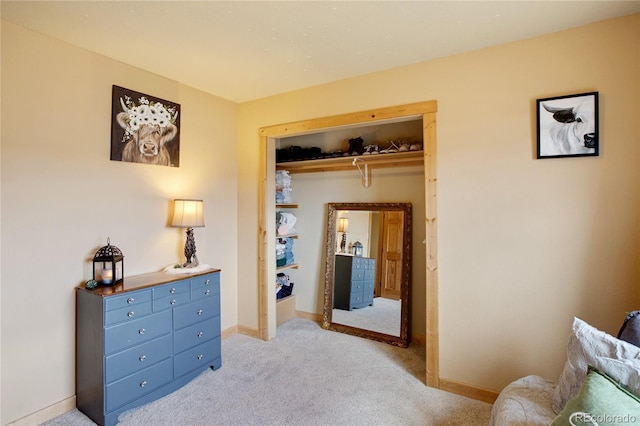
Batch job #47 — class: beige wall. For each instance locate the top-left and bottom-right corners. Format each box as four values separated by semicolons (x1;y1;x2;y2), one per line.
1;22;239;424
1;11;639;425
238;13;640;392
285;167;426;335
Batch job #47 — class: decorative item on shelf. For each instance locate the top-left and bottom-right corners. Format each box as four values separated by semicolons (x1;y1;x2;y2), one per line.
171;199;205;268
93;238;124;286
352;241;364;257
85;279;98;290
338;217;349;253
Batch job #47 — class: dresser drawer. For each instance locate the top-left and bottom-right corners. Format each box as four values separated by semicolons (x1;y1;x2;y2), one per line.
352;257;364;267
362;291;374;304
191;273;219;291
190;273;220;301
105;334;172;383
153;291;190;312
174;337;221;378
363;281;374;293
174;298;218;330
105;310;172;355
105;302;153;326
105;358;173;412
349;291;364;306
351;281;364;293
351;269;366;281
174;316;220;354
152;280;190;299
364;269;375;281
104;290;152;312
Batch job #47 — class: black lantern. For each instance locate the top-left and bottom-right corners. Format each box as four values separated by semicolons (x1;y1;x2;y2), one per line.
93;238;124;285
352;241;364;257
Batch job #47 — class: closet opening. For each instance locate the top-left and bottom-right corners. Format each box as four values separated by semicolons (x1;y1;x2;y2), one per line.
258;100;439;387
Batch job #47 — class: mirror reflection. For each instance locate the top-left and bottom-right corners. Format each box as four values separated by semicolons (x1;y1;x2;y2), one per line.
322;202;411;347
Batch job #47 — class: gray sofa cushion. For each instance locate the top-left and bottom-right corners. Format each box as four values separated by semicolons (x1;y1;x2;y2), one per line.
618;311;640;348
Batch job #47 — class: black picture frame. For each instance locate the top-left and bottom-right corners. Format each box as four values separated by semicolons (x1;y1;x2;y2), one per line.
536;91;599;159
110;85;181;167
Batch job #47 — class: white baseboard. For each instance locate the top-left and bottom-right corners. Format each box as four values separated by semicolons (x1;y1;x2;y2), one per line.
8;396;76;426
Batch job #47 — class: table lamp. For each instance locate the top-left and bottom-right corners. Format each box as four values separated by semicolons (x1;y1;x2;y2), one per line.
338;217;349;253
171;199;205;267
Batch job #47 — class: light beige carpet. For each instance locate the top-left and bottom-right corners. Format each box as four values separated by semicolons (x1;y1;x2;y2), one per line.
43;318;492;425
332;297;401;336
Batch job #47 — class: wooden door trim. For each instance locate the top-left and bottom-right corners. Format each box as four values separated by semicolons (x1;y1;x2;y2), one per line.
258;101;439;388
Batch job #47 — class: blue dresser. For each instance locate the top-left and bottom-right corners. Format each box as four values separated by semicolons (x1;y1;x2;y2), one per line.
76;269;221;426
333;255;375;310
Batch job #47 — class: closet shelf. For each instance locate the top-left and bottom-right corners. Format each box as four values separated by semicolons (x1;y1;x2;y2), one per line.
277;263;299;271
275;150;424;174
276;233;298;239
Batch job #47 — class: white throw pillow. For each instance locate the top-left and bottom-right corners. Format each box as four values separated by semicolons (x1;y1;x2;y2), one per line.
594;356;640;397
552;317;640;413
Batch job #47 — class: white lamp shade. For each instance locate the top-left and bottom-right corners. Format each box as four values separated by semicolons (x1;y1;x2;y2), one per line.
171;199;205;228
338;217;349;233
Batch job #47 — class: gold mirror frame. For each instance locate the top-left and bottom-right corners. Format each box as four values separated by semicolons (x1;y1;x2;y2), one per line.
322;202;411;347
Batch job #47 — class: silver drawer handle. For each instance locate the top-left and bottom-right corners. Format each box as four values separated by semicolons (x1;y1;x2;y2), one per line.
170;299;177;305
204;289;211;295
127;298;135;304
139;328;145;335
139;355;146;362
205;279;210;285
197;309;203;315
197;354;203;360
170;287;176;294
128;311;135;317
197;331;204;338
140;380;147;388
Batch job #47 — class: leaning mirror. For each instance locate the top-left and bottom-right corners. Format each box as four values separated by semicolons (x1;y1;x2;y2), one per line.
322;202;411;347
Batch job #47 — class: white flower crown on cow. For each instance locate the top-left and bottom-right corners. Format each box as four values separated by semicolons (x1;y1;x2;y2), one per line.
120;95;179;143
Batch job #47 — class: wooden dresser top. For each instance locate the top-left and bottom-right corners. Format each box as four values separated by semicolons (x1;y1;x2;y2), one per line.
76;268;221;297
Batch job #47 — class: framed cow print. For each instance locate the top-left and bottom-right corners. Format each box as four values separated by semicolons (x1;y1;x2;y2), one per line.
536;91;599;159
110;85;181;167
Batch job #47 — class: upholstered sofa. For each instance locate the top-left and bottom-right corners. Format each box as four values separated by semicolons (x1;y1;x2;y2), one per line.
489;315;640;425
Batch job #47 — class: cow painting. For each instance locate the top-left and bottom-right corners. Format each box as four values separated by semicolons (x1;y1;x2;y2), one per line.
537;92;598;158
110;86;181;167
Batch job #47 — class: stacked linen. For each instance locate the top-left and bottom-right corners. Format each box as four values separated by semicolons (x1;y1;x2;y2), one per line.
276;237;295;267
276;238;287;267
276;272;294;299
284;238;294;265
276;211;297;236
276;170;292;204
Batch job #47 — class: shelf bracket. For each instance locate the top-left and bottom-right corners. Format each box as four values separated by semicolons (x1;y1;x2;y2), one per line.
352;158;370;188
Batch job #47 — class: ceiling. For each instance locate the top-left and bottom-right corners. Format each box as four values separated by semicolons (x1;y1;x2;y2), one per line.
2;1;640;103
